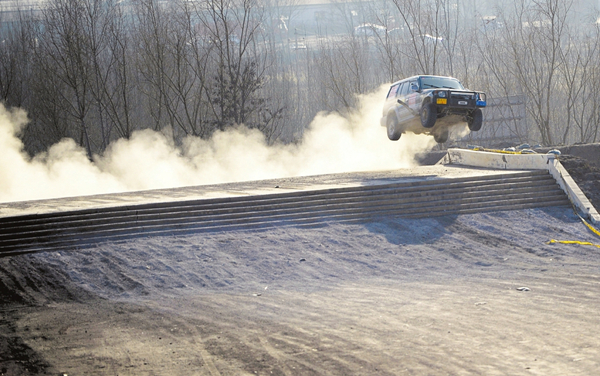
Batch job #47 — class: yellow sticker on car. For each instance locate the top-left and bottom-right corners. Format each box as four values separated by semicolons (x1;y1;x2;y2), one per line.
437;98;447;104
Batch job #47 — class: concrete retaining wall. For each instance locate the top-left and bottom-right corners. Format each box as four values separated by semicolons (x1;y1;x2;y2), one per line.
441;148;600;225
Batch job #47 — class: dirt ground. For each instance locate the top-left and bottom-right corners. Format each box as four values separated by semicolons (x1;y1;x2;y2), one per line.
1;147;600;376
557;154;600;211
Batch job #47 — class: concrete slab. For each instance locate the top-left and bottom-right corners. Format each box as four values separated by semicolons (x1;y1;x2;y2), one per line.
443;148;600;225
0;165;529;219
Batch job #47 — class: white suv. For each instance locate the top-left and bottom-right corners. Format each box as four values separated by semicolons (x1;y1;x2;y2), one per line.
381;75;486;143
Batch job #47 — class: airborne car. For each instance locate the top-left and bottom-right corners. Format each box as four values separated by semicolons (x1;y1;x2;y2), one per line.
380;75;486;143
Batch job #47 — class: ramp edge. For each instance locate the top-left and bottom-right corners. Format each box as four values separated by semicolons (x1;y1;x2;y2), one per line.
441;148;600;225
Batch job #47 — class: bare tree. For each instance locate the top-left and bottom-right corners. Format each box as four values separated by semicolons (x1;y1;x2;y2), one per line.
93;1;137;141
390;0;446;75
4;0;600;156
370;4;405;82
134;0;173;133
137;0;211;139
476;14;529;144
557;25;600;144
313;37;372;111
502;0;572;146
37;0;94;157
199;0;283;134
0;10;33;108
34;0;125;157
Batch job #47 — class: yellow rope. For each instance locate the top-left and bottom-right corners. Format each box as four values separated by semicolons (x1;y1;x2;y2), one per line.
472;147;523;154
547;239;600;249
575;211;600;238
547;209;600;249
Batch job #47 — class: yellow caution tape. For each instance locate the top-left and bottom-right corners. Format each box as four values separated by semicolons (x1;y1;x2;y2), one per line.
547;211;600;248
547;240;600;249
575;211;600;238
472;147;523;155
548;206;600;248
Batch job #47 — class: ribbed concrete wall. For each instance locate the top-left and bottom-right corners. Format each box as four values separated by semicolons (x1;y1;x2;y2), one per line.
441;148;600;224
0;170;569;256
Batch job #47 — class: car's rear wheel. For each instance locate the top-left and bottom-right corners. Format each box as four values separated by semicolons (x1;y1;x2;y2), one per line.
434;130;449;144
387;115;402;141
467;108;483;131
420;102;437;128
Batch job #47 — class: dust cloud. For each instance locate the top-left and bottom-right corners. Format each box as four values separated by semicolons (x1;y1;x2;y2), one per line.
0;85;437;203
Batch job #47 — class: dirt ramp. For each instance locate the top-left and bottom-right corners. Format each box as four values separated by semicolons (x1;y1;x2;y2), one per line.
558;154;600;211
0;256;95;306
560;143;600;169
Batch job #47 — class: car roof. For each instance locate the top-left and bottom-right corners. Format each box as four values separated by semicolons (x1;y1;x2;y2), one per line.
389;75;459;86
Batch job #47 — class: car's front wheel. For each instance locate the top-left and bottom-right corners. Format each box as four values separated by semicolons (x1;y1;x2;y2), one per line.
467;108;483;131
387;115;402;141
420;103;437;128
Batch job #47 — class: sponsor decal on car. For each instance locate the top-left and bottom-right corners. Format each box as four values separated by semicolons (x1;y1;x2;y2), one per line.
408;94;417;106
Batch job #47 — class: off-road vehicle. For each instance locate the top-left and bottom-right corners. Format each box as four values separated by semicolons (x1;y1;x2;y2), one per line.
380;75;486;143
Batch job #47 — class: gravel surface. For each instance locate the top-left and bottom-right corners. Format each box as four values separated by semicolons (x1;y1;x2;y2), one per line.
1;149;600;375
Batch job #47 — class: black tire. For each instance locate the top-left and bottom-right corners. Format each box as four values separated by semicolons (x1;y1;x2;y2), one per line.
420;102;437;128
467;108;483;131
434;130;449;144
386;115;402;141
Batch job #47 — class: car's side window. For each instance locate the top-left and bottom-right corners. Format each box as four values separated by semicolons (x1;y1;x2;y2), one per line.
387;84;400;99
398;82;408;96
395;83;402;97
409;80;419;92
406;80;419;106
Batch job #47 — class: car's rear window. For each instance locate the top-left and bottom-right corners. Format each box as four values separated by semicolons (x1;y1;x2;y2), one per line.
387;84;400;99
420;77;464;90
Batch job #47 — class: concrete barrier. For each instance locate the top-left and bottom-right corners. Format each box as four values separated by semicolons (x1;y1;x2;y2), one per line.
441;148;600;225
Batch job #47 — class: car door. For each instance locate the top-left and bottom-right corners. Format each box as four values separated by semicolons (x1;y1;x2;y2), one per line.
395;82;411;124
384;83;400;117
404;79;421;120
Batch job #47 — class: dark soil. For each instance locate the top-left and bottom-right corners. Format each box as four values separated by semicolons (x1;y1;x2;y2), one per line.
558;154;600;211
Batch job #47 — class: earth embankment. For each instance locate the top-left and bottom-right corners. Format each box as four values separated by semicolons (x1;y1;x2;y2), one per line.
1;144;600;375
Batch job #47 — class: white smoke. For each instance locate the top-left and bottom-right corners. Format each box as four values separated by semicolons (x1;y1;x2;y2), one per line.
0;85;437;203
